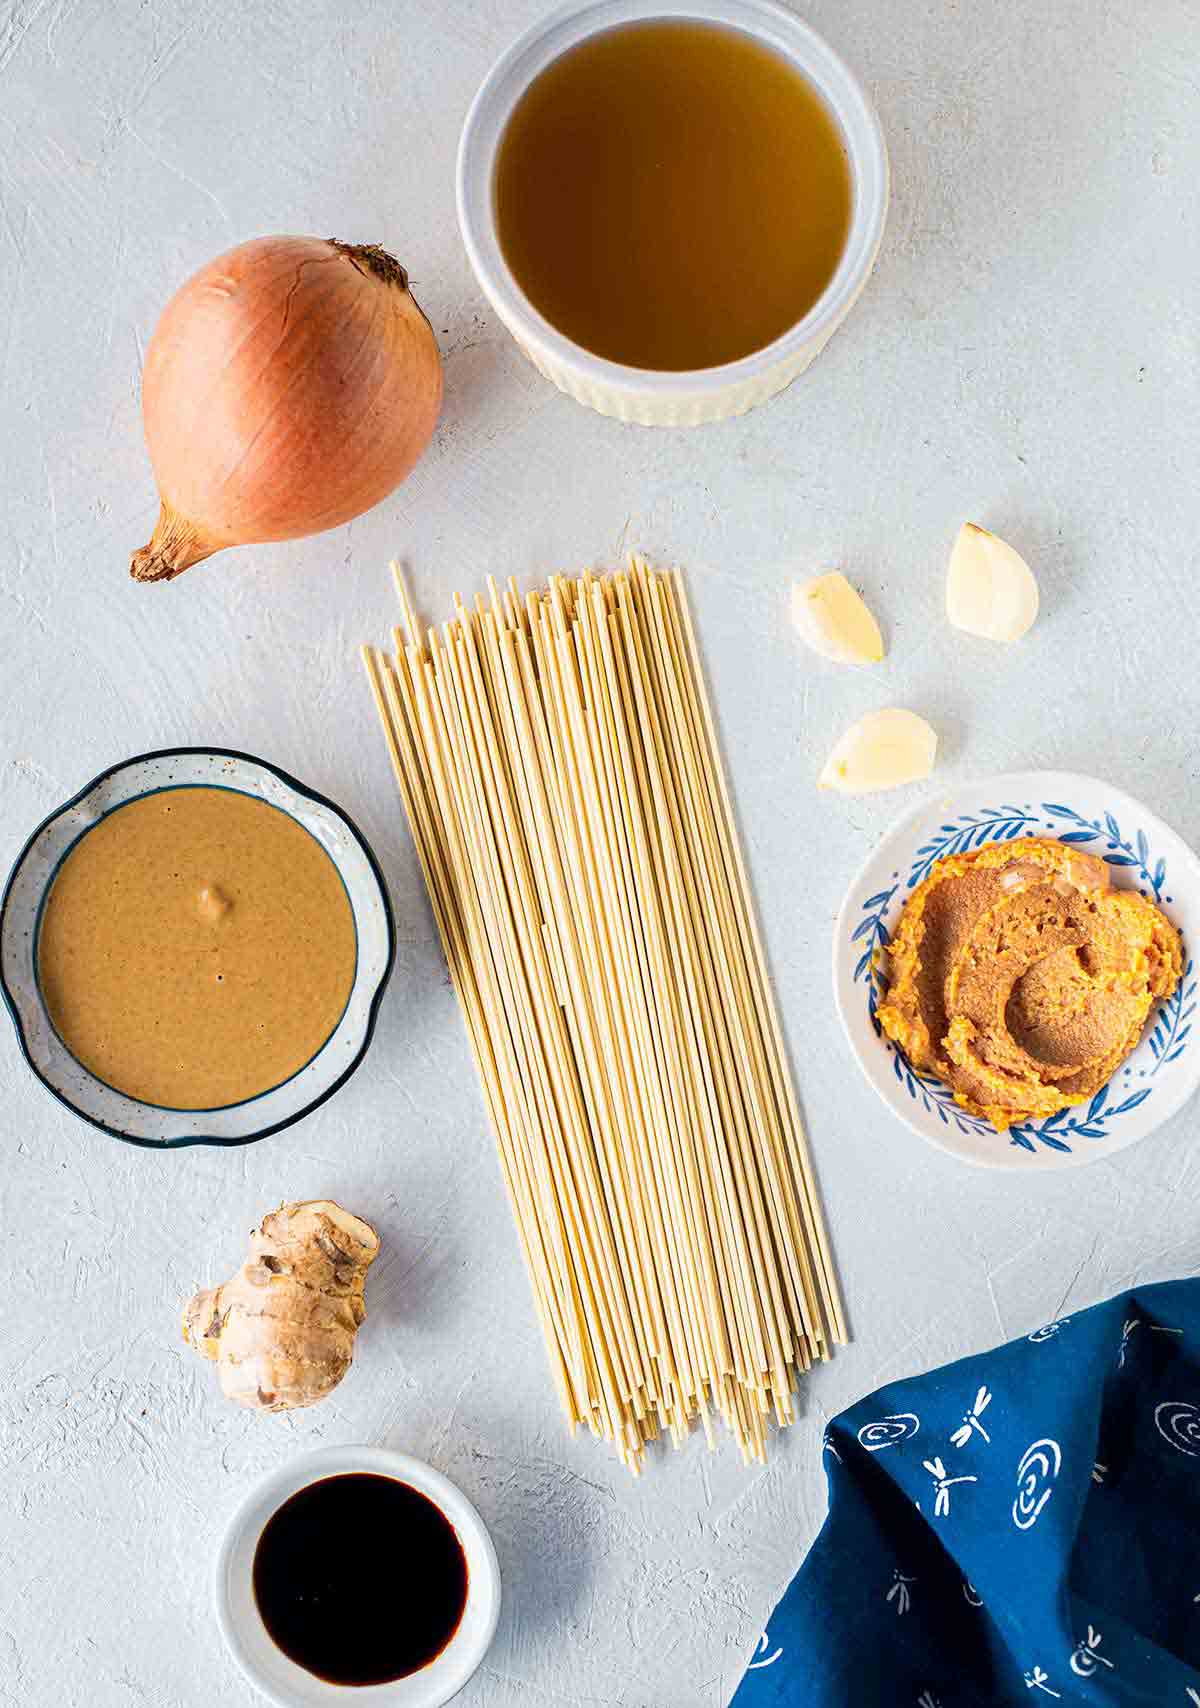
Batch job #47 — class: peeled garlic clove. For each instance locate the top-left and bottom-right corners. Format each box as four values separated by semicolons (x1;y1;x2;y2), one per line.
791;571;884;665
946;522;1039;643
818;708;937;794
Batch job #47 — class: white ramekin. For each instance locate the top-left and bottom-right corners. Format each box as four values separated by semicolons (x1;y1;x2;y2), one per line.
457;0;888;427
215;1445;501;1708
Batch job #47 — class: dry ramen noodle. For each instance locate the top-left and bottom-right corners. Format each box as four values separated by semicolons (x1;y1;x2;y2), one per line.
363;558;842;1468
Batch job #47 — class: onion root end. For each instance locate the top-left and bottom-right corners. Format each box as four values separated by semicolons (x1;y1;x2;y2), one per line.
130;503;216;583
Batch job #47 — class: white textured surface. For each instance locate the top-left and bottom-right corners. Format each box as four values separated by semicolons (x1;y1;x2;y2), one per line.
0;2;1197;1705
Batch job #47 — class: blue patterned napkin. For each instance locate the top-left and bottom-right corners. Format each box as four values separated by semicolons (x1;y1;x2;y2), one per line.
732;1280;1200;1707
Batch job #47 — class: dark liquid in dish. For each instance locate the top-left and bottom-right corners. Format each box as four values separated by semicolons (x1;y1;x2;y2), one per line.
494;18;852;371
252;1473;469;1686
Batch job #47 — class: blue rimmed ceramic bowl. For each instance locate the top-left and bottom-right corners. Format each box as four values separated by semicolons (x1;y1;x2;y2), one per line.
833;771;1200;1171
0;749;395;1149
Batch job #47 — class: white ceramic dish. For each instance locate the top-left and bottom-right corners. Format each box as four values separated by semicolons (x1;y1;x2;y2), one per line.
457;0;888;426
833;771;1200;1171
0;748;394;1149
216;1445;501;1708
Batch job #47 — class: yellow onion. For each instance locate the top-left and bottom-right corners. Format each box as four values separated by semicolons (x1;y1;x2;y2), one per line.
131;236;442;583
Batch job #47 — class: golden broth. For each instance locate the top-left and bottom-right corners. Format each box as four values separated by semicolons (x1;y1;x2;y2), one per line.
37;787;356;1110
494;18;853;372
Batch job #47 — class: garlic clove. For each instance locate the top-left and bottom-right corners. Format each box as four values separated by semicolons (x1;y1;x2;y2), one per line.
818;708;937;794
791;571;884;665
946;522;1039;643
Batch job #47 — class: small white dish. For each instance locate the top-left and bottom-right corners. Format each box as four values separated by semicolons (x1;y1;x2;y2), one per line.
216;1445;501;1708
457;0;888;425
0;748;394;1149
833;771;1200;1171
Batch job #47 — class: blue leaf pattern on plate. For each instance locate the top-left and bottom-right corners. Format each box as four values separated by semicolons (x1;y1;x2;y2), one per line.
906;809;1039;890
1148;959;1195;1073
1041;803;1168;901
852;882;899;1031
852;801;1188;1155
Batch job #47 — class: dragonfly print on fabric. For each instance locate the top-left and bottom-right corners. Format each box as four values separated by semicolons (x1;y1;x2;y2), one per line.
822;1431;842;1463
729;1281;1200;1708
886;1570;916;1615
1012;1439;1062;1530
923;1456;977;1517
916;1693;942;1708
858;1413;920;1452
1070;1626;1115;1677
1120;1317;1184;1367
1156;1401;1200;1456
951;1385;992;1447
747;1632;782;1671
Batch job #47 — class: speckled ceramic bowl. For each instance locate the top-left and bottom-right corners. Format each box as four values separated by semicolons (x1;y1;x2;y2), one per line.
0;748;394;1149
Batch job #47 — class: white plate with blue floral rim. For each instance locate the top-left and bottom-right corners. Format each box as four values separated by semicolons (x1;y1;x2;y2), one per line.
0;748;395;1150
833;771;1200;1170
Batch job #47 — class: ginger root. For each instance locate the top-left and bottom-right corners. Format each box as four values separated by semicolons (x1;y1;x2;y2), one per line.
183;1199;380;1412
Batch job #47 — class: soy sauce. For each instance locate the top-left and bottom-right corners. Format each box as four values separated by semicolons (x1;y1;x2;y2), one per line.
252;1473;469;1686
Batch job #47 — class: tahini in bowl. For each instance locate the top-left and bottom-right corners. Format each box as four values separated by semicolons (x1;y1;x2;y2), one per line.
0;747;394;1149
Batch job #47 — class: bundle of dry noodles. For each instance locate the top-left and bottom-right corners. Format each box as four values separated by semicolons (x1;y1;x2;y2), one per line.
362;557;842;1469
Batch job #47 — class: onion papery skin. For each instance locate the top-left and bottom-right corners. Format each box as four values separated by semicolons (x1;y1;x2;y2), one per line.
131;236;443;582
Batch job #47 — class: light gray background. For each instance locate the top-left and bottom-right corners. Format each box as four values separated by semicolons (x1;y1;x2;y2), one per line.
1;2;1198;1704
